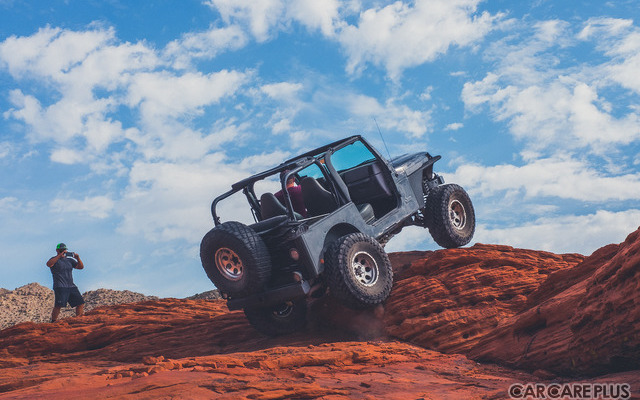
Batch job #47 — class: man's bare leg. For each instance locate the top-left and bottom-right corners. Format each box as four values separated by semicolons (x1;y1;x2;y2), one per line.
51;306;61;322
76;304;84;317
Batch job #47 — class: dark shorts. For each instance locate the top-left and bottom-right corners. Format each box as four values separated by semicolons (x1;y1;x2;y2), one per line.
54;287;85;308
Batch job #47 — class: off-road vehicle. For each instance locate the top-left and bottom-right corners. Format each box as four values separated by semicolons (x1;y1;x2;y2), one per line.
200;135;475;336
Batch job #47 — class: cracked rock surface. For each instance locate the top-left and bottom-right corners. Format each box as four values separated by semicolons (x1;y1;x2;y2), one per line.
1;228;639;398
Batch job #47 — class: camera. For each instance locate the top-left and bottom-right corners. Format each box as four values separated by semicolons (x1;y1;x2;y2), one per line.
64;251;76;258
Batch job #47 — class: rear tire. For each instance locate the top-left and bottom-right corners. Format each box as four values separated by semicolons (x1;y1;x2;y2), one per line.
244;299;307;336
200;222;271;297
424;184;475;248
325;233;393;309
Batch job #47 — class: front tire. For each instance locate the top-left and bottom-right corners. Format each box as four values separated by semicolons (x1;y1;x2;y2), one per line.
244;299;307;336
200;222;271;297
424;184;475;248
324;233;393;309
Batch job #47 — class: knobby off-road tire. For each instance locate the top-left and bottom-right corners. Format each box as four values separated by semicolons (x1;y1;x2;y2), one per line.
424;184;475;249
200;221;271;297
244;299;307;337
325;233;393;310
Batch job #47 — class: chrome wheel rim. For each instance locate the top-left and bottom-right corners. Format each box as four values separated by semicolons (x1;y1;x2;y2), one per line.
215;247;243;281
351;251;379;287
449;199;466;230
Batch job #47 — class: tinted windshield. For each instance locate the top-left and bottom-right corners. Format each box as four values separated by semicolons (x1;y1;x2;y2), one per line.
329;140;377;172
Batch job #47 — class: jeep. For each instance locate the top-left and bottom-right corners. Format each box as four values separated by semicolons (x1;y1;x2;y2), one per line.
200;135;475;336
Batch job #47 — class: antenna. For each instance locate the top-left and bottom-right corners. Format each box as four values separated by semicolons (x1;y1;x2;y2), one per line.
373;117;392;159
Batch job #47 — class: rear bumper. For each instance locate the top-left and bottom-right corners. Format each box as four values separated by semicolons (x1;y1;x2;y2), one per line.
226;280;310;311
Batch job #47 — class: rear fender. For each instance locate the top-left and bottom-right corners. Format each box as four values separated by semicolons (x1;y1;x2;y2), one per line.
322;223;361;254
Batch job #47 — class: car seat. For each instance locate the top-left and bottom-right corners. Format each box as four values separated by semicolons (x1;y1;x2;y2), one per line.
301;177;338;216
301;177;376;223
260;192;288;219
261;192;303;220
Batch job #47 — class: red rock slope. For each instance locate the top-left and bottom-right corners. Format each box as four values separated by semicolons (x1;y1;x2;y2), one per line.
1;229;640;398
0;298;538;399
384;244;585;354
469;228;640;376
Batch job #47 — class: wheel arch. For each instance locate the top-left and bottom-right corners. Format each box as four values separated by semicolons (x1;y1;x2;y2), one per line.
322;223;361;257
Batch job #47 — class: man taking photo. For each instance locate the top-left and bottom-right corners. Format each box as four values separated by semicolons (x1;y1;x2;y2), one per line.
46;243;85;322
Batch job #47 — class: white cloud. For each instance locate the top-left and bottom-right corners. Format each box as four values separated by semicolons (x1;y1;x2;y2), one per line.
347;94;432;138
250;78;433;140
445;122;463;131
577;17;633;39
1;25;249;166
419;86;433;101
239;150;290;170
271;118;293;134
50;196;115;219
0;26;115;80
578;18;640;94
461;18;640;156
204;0;341;41
448;157;640;202
287;0;341;36
1;27;152;158
385;225;433;252
164;25;248;69
0;141;12;159
50;148;80;164
204;0;286;42
451;17;640;258
127;70;247;119
7;88;135;158
116;146;297;243
337;0;497;79
357;208;640;256
0;197;21;212
463;76;640;154
122;70;248;161
476;209;640;254
254;81;305;136
289;130;312;148
204;0;497;79
0;24;262;245
117;153;254;242
260;81;303;101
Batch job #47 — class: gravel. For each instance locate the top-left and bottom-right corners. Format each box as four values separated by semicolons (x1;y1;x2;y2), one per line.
0;283;160;330
1;283;223;330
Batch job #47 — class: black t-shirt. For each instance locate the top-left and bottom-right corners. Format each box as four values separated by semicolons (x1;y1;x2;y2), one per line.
50;256;78;288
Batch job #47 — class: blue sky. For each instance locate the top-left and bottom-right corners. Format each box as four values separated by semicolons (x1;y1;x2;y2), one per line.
1;0;639;297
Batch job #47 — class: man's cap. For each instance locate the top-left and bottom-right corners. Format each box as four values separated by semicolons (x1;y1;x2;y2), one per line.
56;243;67;251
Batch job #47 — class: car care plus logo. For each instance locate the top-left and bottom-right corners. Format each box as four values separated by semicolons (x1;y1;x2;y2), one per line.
508;383;631;400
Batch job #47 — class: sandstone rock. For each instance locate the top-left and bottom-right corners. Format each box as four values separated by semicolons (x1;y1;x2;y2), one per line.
1;232;639;398
0;305;554;400
468;228;640;376
142;355;165;365
383;244;584;354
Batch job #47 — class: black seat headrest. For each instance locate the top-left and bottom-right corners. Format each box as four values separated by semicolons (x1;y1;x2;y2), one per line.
301;177;338;217
260;192;287;220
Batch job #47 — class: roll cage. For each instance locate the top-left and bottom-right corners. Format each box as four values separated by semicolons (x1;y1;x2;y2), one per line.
210;135;393;226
